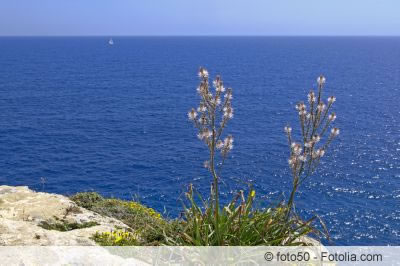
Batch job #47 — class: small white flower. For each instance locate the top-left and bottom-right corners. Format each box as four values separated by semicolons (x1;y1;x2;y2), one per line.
284;126;292;133
328;113;337;122
305;141;313;148
188;109;198;120
224;91;233;100
328;96;336;104
331;128;340;137
198;116;207;125
222;135;234;151
224;135;234;145
216;140;224;149
312;149;325;158
288;156;298;168
317;75;326;86
293;145;302;155
203;129;212;139
216;85;225;93
220;135;234;153
296;103;306;111
212;80;218;88
197;105;207;112
312;135;320;143
299;110;307;116
203;160;210;168
298;155;307;162
308;91;316;103
211;97;221;106
223;107;234;119
198;130;212;140
224;112;233;119
198;68;209;78
317;103;326;112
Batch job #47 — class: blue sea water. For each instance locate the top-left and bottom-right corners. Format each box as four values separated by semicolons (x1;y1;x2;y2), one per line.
0;37;399;245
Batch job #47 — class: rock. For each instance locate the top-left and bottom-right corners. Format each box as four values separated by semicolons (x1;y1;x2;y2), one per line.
0;185;129;246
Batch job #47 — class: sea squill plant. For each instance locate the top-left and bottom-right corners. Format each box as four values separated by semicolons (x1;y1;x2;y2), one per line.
187;67;234;222
186;67;234;243
168;68;321;246
284;75;339;217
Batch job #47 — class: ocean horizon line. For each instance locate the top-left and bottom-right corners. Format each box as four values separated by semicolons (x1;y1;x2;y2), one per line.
1;35;400;38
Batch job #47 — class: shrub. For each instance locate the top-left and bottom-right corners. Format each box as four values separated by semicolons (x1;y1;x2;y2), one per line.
70;192;174;245
38;219;99;231
70;192;104;209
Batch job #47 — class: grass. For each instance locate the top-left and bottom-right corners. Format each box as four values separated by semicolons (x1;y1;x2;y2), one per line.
164;187;318;246
70;191;319;246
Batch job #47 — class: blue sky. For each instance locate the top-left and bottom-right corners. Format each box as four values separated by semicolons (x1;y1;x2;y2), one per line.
1;0;399;36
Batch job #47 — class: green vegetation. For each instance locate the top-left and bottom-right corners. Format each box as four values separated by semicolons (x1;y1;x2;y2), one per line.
38;219;99;232
70;190;317;246
165;186;316;246
91;230;140;246
71;192;178;245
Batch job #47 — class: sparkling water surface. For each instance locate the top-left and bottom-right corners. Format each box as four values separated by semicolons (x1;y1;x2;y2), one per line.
0;37;399;245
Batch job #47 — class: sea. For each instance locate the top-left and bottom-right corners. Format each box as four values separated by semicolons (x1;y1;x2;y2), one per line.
0;37;399;245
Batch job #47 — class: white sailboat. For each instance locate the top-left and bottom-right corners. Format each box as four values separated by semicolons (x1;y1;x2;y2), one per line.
108;38;114;45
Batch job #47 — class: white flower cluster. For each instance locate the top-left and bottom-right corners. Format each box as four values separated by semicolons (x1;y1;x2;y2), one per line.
286;74;339;173
189;67;235;163
328;113;337;122
188;108;197;120
317;75;326;86
197;129;212;140
198;68;208;78
284;126;292;134
316;103;326;112
213;77;226;93
224;90;233;100
308;91;316;103
295;102;307;116
327;96;336;104
223;106;234;119
312;148;325;159
331;127;340;137
217;135;234;153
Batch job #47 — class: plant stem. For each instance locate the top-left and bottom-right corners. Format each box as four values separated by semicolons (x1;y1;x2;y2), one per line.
286;177;299;220
210;109;221;245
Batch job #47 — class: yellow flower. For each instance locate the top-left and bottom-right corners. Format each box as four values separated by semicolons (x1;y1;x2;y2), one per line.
250;190;256;198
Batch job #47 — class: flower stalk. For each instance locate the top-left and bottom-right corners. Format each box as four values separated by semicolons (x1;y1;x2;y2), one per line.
188;67;234;245
285;75;339;219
